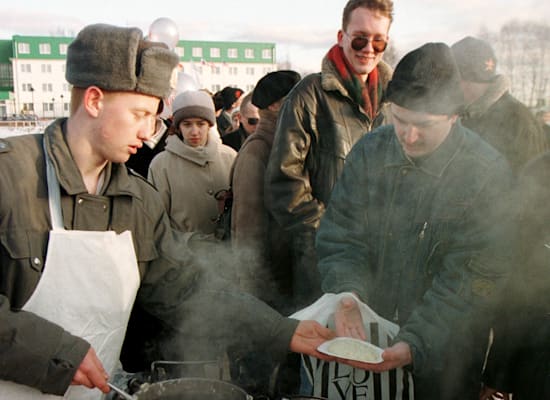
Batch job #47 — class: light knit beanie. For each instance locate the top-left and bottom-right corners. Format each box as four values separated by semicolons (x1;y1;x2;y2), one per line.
172;90;216;127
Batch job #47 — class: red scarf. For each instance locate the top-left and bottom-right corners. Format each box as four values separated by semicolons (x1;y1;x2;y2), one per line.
327;44;380;120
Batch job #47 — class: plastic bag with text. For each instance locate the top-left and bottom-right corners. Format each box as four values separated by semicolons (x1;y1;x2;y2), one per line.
290;293;414;400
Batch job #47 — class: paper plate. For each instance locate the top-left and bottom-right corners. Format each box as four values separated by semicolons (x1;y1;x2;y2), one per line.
318;337;384;364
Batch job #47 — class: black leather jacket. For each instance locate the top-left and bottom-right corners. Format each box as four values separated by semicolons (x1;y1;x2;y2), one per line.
265;57;393;232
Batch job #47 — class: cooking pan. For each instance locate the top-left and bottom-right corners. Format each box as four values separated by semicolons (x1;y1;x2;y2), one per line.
132;377;252;400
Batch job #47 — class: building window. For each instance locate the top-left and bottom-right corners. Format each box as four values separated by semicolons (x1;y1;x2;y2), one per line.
192;47;203;58
212;66;220;75
262;48;273;60
244;48;254;59
18;43;30;54
227;48;238;58
39;43;51;55
63;83;70;92
228;67;238;75
22;83;33;91
42;83;53;92
41;64;53;73
246;67;255;75
22;103;34;112
59;43;68;55
43;103;53;112
210;48;220;58
174;47;184;58
20;64;31;73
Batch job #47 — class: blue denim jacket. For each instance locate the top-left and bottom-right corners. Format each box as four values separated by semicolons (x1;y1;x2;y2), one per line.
317;122;515;395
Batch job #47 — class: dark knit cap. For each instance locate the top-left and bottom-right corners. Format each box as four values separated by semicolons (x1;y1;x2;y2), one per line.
386;42;464;115
220;86;244;110
66;23;179;99
252;70;301;109
213;90;225;111
451;36;497;82
172;90;216;127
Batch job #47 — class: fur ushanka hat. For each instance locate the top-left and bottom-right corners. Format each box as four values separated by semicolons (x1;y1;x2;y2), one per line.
66;23;179;99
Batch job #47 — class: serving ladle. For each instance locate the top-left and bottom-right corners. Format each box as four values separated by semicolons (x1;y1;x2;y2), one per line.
108;382;136;400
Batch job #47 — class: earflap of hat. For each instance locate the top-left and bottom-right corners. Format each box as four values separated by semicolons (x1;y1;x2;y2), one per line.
136;45;179;99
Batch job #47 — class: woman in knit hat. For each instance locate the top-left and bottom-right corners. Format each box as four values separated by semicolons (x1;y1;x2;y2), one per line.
148;90;237;234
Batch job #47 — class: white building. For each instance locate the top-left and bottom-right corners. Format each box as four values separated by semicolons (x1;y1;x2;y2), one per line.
0;34;277;119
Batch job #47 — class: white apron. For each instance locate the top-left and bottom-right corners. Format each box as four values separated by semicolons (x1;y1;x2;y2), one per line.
0;142;140;399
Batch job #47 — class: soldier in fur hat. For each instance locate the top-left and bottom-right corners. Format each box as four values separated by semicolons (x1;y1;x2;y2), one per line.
0;23;337;399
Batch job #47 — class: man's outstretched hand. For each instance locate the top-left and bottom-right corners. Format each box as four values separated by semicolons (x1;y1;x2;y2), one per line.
290;320;336;361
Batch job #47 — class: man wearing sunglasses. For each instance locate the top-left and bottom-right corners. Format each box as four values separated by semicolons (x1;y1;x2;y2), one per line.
265;0;394;311
222;92;260;152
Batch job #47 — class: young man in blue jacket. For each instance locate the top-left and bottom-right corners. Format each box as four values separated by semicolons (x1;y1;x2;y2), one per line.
316;42;515;400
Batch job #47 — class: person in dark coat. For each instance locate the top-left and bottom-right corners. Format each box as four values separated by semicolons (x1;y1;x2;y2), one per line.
316;42;515;400
216;86;243;136
451;36;549;174
126;117;171;177
229;69;301;398
480;151;550;400
222;92;259;151
264;0;394;311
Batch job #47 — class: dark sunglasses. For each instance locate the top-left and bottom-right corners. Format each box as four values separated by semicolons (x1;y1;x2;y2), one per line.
247;117;259;125
346;32;388;53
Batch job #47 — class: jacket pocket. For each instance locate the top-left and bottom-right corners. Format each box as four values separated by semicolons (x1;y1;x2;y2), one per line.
134;238;158;263
0;230;48;272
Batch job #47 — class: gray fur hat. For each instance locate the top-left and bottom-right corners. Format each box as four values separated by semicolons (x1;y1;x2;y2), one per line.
66;23;179;99
172;90;216;127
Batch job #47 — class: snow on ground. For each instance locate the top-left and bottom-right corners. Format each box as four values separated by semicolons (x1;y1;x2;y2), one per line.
0;120;52;138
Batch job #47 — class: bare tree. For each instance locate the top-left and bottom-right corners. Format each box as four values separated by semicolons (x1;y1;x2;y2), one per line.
485;20;550;108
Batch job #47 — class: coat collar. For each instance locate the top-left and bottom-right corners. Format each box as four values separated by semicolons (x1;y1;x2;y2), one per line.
384;122;466;178
164;129;220;166
43;118;141;199
320;54;393;98
463;75;509;118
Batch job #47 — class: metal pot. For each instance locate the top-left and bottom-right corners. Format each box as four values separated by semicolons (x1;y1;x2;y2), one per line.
280;397;328;400
132;377;253;400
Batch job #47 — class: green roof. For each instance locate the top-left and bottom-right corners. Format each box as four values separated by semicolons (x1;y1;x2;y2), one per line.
12;35;74;59
0;40;13;63
0;90;11;100
176;39;275;64
8;35;276;64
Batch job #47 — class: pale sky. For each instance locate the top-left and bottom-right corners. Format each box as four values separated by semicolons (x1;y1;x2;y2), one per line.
2;0;549;74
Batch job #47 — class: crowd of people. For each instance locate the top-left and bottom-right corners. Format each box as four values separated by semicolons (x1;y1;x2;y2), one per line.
0;0;549;399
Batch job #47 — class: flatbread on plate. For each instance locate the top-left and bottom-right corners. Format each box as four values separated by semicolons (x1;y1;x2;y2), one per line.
318;337;384;363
